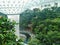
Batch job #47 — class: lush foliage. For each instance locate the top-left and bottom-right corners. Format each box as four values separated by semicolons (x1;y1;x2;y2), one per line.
28;38;41;45
20;6;60;45
0;17;23;45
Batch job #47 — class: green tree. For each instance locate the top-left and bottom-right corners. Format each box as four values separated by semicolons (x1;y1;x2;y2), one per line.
20;6;60;45
0;17;23;45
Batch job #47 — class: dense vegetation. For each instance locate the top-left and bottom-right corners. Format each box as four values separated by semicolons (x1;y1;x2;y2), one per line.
0;16;23;45
20;6;60;45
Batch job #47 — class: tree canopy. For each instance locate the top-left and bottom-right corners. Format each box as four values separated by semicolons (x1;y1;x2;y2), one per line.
20;6;60;45
0;17;23;45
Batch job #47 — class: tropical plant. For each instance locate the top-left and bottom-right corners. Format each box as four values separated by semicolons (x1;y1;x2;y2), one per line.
20;6;60;45
0;17;23;45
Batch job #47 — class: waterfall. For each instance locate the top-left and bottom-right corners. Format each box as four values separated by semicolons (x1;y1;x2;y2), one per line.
7;15;20;41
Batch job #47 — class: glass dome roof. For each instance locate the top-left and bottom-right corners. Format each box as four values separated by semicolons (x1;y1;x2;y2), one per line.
0;0;59;14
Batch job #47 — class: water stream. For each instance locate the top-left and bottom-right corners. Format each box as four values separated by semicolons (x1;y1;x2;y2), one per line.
7;15;20;40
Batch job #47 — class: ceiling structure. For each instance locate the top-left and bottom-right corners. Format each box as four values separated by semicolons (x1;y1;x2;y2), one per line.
0;0;40;14
0;0;60;14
